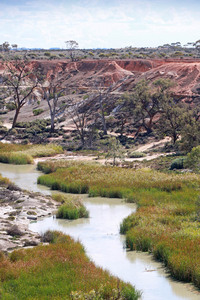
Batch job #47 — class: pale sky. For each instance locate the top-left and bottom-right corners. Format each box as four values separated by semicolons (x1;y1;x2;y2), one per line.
0;0;199;49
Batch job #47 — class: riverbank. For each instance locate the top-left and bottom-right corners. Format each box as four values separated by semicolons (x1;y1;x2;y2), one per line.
0;179;140;299
0;183;59;252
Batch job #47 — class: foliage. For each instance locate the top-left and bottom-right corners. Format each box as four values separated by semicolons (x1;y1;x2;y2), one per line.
32;108;44;116
128;151;146;158
119;79;174;136
37;160;200;288
185;146;200;172
37;160;200;197
71;284;139;300
0;152;33;164
105;137;125;166
120;184;200;288
0;143;63;164
0;173;10;186
53;193;89;219
0;232;139;299
170;157;186;170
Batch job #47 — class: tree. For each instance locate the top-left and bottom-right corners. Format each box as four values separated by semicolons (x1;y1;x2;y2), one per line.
92;81;115;136
11;44;18;51
65;40;79;62
194;39;200;54
0;42;10;52
157;102;186;144
114;93;133;137
118;79;174;137
105;137;125;166
42;72;66;133
180;107;200;151
185;146;200;173
1;56;38;128
66;96;94;147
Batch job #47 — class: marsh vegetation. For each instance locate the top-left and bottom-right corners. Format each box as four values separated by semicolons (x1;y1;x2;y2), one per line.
0;231;140;299
0;142;63;164
53;193;89;220
37;159;200;289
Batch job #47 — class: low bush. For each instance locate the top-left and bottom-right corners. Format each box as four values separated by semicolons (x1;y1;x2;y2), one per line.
185;146;200;173
32;108;44;116
54;194;89;220
128;151;146;158
170;157;186;170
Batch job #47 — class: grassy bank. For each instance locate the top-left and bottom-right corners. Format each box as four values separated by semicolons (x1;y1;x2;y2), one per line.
120;187;200;287
37;160;200;289
0;231;140;299
37;160;200;197
53;193;89;219
0;143;63;165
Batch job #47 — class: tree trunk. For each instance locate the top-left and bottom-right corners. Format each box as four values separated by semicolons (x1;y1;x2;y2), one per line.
50;114;55;133
12;107;20;128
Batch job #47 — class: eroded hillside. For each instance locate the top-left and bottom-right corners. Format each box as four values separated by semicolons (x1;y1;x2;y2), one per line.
1;59;200;99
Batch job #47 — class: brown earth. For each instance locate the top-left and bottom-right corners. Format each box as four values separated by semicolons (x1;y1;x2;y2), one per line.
1;58;200;126
1;59;200;98
28;59;200;98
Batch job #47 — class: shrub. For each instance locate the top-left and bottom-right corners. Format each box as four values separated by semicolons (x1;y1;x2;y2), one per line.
185;146;200;173
33;108;44;116
170;157;186;170
55;194;89;220
44;52;51;57
7;225;23;237
128;151;146;158
6;102;15;111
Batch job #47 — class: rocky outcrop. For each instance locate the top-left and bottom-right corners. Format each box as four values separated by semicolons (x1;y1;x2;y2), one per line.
0;185;59;252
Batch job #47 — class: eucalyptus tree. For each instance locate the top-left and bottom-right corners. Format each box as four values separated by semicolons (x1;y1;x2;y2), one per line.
65;95;94;147
41;72;67;133
65;40;79;62
117;79;174;137
1;55;38;128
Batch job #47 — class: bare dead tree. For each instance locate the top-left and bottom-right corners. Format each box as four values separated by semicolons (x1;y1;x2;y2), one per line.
94;81;114;135
1;55;38;128
42;73;67;133
66;96;94;147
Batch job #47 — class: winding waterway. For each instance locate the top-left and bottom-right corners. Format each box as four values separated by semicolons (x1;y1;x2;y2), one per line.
0;162;199;300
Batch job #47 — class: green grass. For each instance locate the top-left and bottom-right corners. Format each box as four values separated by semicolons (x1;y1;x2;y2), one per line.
53;194;89;220
0;143;63;165
37;160;200;289
0;173;10;185
37;160;200;197
0;152;33;164
0;232;140;299
120;187;200;287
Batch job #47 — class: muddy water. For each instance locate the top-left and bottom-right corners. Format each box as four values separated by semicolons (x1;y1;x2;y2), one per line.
0;163;199;300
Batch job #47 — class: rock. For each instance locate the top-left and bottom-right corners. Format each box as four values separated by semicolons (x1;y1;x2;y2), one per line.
27;216;37;220
7;225;24;237
23;239;39;247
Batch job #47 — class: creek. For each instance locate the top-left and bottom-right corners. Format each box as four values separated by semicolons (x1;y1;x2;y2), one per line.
0;162;199;300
